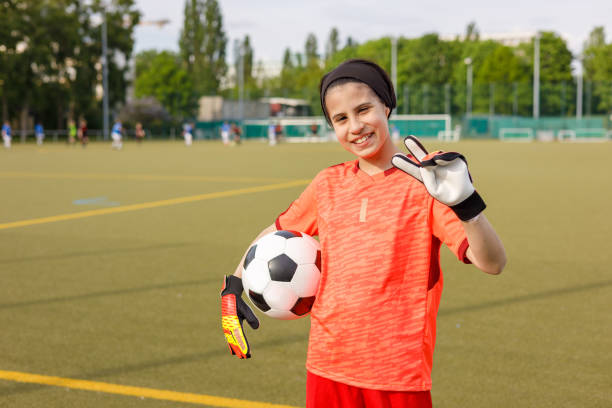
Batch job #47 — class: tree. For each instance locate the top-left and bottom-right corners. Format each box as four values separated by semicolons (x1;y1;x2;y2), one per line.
232;35;254;98
582;27;612;113
518;32;573;116
134;51;198;120
305;33;319;67
325;28;339;61
478;45;530;115
179;0;227;95
465;22;480;42
118;97;171;126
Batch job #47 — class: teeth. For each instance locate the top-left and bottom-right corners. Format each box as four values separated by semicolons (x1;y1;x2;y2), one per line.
355;135;369;143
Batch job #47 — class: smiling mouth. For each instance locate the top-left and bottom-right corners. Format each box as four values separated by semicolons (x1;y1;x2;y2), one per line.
353;134;372;144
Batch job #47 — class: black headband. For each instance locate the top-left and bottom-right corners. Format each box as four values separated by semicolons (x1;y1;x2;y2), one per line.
319;59;396;125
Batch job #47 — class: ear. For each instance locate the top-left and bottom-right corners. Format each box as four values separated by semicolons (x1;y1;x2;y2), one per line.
384;106;390;117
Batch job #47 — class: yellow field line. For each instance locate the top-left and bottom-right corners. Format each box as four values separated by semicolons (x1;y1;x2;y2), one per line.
0;180;310;231
0;369;299;408
0;171;290;183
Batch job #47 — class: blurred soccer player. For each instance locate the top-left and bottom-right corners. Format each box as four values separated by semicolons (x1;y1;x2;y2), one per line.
34;122;45;145
267;121;277;146
220;59;506;408
78;119;88;147
68;119;77;145
135;122;145;144
111;119;123;150
1;121;11;149
182;122;193;146
221;121;231;145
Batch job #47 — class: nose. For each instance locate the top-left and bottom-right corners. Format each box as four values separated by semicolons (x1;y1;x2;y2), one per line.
349;116;364;135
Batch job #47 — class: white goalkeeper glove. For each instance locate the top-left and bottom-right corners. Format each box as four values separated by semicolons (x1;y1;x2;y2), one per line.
391;135;486;221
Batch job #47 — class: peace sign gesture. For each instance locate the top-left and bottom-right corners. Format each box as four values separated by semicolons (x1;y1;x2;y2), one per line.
391;136;486;221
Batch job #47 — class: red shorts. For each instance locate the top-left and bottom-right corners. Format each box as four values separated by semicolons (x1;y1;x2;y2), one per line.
306;371;432;408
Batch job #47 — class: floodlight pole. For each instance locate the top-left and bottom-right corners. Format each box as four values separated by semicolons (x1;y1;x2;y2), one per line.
238;42;244;122
391;36;397;96
533;32;541;119
464;57;473;117
576;61;583;120
102;10;109;140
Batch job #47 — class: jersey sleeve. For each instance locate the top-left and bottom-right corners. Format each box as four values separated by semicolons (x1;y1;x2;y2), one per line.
430;198;470;264
275;175;319;237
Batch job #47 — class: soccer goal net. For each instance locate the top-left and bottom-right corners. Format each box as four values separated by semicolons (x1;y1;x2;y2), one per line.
557;128;610;142
499;128;535;142
242;117;331;142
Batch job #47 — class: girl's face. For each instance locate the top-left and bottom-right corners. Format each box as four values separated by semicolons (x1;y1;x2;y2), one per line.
325;82;391;162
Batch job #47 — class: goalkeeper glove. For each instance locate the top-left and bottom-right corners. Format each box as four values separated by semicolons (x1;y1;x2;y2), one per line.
221;275;259;359
391;135;486;221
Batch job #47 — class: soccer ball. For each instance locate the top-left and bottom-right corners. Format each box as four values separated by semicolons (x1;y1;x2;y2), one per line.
242;230;321;320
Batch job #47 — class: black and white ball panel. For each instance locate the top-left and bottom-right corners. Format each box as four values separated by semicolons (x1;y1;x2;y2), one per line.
243;244;257;269
253;234;286;260
273;230;303;239
242;258;270;293
248;290;271;312
290;264;320;297
268;254;297;282
264;282;298;311
284;235;319;264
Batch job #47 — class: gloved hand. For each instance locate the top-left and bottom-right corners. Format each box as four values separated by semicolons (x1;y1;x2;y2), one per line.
391;135;486;221
221;275;259;359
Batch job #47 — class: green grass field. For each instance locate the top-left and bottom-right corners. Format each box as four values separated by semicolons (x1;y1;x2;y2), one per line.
0;139;610;407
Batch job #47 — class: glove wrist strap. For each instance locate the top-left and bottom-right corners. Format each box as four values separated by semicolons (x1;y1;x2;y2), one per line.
451;191;486;221
222;275;244;296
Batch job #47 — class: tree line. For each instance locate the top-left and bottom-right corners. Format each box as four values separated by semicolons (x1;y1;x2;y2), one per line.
2;0;612;134
0;0;140;133
257;24;612;118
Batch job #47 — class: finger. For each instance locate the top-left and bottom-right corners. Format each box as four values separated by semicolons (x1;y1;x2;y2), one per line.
224;325;251;358
421;152;466;167
229;342;250;359
392;154;423;183
239;301;260;330
403;135;428;162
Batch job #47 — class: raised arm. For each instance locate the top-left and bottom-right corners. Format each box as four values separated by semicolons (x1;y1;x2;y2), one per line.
463;214;506;275
392;136;506;275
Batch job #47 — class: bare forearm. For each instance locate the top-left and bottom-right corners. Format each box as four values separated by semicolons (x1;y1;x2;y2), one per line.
233;224;277;278
464;214;506;275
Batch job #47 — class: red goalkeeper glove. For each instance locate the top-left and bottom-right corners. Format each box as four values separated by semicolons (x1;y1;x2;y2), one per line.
391;135;486;221
221;275;259;359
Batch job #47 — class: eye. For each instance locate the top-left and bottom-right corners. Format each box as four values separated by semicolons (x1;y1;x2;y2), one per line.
333;115;347;123
358;105;370;113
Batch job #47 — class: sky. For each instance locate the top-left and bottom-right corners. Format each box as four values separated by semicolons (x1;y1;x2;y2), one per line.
134;0;612;66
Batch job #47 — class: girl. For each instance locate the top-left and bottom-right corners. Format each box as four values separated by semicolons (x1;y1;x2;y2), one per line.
221;59;506;408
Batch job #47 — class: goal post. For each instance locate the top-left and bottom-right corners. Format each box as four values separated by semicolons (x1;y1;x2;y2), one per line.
558;128;609;142
499;128;534;142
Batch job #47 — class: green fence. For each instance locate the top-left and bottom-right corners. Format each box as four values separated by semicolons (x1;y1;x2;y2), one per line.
463;116;610;140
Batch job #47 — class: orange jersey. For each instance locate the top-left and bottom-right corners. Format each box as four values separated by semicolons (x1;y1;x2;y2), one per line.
276;160;469;391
